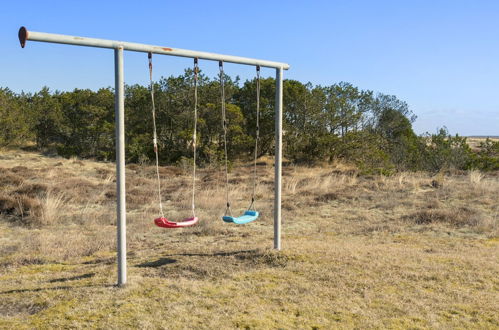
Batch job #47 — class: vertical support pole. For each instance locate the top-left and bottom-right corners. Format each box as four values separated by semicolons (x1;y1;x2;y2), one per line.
114;46;126;286
274;67;283;250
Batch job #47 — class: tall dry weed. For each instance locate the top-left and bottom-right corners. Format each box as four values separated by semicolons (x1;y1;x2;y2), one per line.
284;177;300;195
468;170;483;184
39;192;66;225
396;172;409;187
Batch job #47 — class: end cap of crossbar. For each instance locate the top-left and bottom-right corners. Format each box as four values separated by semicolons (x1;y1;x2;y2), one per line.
18;27;28;48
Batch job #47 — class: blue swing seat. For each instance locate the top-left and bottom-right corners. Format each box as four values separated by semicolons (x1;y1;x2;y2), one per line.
222;210;259;224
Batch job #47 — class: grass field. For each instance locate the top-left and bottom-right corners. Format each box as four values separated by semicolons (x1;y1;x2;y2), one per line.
0;150;498;329
466;136;499;151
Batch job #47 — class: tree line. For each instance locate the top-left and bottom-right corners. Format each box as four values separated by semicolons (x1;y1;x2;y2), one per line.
0;70;497;173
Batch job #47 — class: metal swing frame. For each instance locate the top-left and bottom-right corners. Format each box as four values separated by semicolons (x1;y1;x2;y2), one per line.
18;26;289;286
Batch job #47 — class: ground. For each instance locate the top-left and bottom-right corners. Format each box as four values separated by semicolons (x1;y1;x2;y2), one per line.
0;150;498;329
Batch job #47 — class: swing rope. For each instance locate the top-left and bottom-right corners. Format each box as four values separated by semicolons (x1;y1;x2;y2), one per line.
220;61;232;217
148;52;165;218
248;65;260;210
149;53;198;219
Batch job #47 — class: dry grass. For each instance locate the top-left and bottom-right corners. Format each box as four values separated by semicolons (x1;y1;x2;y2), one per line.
406;206;483;227
39;192;67;225
0;149;498;329
469;169;484;184
467;136;499;151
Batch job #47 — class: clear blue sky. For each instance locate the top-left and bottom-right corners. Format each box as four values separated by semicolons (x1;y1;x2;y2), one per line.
1;0;498;136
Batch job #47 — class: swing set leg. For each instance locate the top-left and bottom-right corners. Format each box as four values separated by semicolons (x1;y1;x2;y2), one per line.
274;67;283;251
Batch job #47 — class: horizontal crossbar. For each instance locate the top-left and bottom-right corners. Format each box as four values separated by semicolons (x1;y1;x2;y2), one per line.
18;27;290;70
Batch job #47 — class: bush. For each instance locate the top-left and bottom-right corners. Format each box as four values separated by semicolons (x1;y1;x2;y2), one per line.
421;128;473;172
0;88;32;147
470;138;499;171
2;76;496;175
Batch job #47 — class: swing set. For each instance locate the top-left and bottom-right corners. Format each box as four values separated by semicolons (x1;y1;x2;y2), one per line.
18;26;289;286
149;55;262;228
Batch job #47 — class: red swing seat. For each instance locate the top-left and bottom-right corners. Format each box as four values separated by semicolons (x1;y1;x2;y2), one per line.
154;216;199;228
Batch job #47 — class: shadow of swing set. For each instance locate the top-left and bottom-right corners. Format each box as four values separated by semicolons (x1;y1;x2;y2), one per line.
149;54;261;228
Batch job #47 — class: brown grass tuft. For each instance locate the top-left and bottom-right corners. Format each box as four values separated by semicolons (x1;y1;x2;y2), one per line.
0;193;41;220
0;172;24;187
126;163;140;171
53;178;100;201
95;167;114;179
14;183;48;198
126;187;155;208
0;194;18;215
157;166;185;177
9;166;34;177
314;192;339;202
104;189;116;200
407;207;483;227
16;195;42;220
127;176;153;187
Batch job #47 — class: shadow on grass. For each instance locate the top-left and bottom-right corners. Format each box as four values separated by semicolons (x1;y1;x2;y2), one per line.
82;257;115;265
0;283;115;295
134;249;261;271
165;249;259;258
48;272;95;283
136;258;177;268
136;250;259;269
